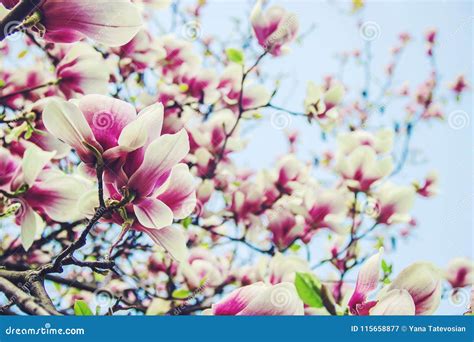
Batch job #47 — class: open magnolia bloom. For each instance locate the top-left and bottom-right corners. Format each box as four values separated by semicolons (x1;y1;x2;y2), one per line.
348;249;442;315
207;282;304;315
43;95;196;262
1;0;143;46
336;145;393;192
0;144;89;250
250;0;299;56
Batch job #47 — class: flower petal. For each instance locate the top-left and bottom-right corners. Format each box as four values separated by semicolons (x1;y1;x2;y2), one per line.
133;198;173;229
127;129;190;197
142;226;188;262
370;289;416;315
22;144;55;186
156;163;196;219
42;98;99;163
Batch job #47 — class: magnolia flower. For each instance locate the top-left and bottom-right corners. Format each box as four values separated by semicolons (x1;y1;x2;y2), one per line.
337;129;394;155
1;145;87;249
304;81;345;130
445;257;473;288
387;262;442;315
217;63;270;112
157;35;199;77
114;29;165;75
303;188;348;234
371;182;415;225
276;155;309;193
448;75;469;97
268;254;310;284
182;248;229;289
5;0;143;46
267;207;305;251
414;171;438;198
348;249;382;315
209;282;304;315
336;146;393;192
56;43;109;99
250;0;299;56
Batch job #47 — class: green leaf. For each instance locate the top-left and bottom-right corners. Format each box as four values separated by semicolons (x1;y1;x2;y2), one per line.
381;259;392;274
289;243;301;252
225;48;244;65
172;289;191;299
294;272;323;308
182;216;192;229
74;300;93;316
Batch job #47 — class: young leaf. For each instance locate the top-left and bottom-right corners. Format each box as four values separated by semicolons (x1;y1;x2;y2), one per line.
225;48;244;65
172;289;191;299
74;300;93;316
294;272;323;308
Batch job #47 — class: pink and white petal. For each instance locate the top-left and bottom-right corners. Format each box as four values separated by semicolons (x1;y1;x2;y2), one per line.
239;282;304;315
212;282;267;315
22;144;55;186
42;98;100;163
370;289;416;315
77;94;136;151
142;226;188;263
127;129;190;197
348;248;383;311
156;163;196;219
118;102;164;150
133;198;173;229
20;205;44;251
25;174;91;222
42;0;143;47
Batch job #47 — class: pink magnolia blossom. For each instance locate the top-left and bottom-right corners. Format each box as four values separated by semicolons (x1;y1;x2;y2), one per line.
304;81;345;130
56;43;109;99
415;171;438;198
1;144;88;250
445;257;473;289
250;0;299;56
387;262;442;315
267;207;304;251
3;0;143;46
336;146;393;192
348;249;382;315
114;29;166;75
182;248;229;289
209;281;304;315
337;129;394;155
303;187;348;234
371;182;415;225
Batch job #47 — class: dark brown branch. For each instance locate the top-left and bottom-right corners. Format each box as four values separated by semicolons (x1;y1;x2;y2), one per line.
0;276;50;315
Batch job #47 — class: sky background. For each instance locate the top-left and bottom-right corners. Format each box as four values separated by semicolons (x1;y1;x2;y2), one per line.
179;0;473;314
